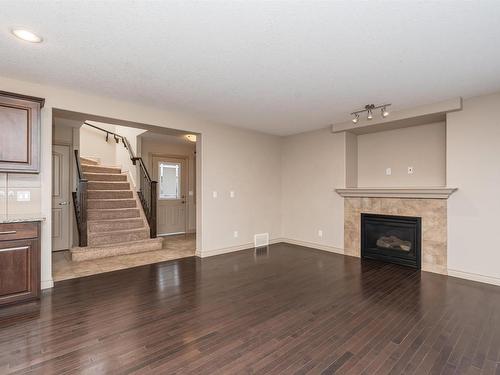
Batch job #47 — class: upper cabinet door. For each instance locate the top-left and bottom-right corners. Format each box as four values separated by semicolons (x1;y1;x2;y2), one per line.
0;91;44;173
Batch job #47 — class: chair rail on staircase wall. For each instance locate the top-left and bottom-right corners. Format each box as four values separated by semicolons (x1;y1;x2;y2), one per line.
82;122;157;239
73;149;88;247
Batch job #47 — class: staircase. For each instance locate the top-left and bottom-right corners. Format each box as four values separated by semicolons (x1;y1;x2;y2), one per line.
71;157;162;261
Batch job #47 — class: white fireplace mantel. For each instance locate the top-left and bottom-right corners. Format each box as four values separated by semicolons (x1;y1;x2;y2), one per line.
335;187;458;199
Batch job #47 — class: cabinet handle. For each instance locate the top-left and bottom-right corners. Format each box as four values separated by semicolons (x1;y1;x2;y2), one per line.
0;246;29;253
0;231;17;235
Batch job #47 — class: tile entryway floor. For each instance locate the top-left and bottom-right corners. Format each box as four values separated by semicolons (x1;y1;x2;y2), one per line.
52;233;196;281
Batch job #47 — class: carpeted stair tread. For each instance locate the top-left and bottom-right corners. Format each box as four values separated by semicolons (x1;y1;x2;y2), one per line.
84;172;128;182
71;238;163;261
88;228;149;246
87;190;133;199
87;207;140;220
88;218;145;233
82;164;122;174
87;181;130;190
87;198;137;209
80;157;99;165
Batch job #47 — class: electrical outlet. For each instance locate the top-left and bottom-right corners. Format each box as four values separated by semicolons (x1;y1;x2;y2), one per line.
230;190;235;198
408;166;414;175
233;230;239;238
318;229;323;237
212;191;218;198
386;167;392;176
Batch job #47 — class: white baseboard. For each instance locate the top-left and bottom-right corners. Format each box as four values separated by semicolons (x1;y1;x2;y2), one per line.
196;238;282;258
447;269;500;287
196;238;344;258
279;238;344;255
41;279;54;289
195;240;500;288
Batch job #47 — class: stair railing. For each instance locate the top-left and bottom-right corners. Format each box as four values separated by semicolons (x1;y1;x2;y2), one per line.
82;122;157;238
72;149;88;247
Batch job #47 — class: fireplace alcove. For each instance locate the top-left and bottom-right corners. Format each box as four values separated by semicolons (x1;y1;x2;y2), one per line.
361;213;421;269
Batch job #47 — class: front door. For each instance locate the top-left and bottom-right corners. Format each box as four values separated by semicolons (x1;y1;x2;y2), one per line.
52;144;71;251
152;156;187;235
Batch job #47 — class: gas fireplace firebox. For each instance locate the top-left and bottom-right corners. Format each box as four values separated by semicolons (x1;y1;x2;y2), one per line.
361;213;421;269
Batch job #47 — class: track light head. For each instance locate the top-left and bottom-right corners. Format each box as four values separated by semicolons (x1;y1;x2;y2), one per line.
349;103;391;124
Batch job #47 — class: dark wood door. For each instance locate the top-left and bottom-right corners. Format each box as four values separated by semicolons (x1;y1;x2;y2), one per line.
0;238;40;305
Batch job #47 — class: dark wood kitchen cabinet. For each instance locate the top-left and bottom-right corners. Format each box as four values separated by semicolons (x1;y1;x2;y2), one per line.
0;222;41;306
0;91;45;173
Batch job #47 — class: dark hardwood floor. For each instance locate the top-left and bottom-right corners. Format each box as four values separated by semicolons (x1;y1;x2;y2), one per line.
1;243;499;374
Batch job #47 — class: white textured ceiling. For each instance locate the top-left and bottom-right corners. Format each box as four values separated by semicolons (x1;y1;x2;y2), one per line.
2;1;500;135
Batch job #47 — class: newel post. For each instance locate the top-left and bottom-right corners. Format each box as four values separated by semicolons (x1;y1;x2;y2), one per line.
150;181;157;238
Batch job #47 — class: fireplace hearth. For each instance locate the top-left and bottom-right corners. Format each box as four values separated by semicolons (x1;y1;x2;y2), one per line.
361;213;421;269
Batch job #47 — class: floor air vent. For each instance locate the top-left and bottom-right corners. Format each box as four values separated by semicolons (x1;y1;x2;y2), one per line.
254;233;269;248
254;246;269;258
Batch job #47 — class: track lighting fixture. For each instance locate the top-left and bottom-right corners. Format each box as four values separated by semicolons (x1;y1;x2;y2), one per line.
351;103;391;124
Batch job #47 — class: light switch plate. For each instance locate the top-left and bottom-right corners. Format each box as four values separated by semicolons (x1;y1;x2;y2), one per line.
386;167;392;176
408;166;414;175
212;191;218;198
230;191;235;198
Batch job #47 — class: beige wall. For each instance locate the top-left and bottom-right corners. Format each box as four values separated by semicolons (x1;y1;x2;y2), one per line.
447;93;500;283
281;127;345;251
0;74;282;288
4;71;499;288
80;124;117;166
357;122;446;187
140;135;197;232
114;125;146;188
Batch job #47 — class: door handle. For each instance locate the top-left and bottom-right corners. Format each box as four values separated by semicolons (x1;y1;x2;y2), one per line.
0;231;17;235
59;201;68;206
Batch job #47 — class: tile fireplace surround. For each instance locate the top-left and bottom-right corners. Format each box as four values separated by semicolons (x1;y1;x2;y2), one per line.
344;197;447;274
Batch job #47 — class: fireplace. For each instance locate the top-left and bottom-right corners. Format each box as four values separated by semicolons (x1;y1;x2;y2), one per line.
361;213;421;269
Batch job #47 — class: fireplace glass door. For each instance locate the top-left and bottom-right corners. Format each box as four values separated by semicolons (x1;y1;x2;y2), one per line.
361;213;421;269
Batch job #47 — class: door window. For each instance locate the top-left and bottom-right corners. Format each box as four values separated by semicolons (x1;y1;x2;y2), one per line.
158;161;181;199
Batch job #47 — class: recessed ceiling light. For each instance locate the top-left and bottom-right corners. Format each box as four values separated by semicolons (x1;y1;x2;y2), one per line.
185;134;197;142
11;28;43;43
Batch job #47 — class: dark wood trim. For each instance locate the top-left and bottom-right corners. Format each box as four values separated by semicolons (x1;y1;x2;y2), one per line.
150;181;157;238
73;150;88;247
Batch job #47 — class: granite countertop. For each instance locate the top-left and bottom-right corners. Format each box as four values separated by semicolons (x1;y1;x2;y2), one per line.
0;214;46;224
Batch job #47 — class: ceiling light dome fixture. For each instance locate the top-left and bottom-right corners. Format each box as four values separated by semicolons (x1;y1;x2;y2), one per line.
11;28;43;43
350;103;391;124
